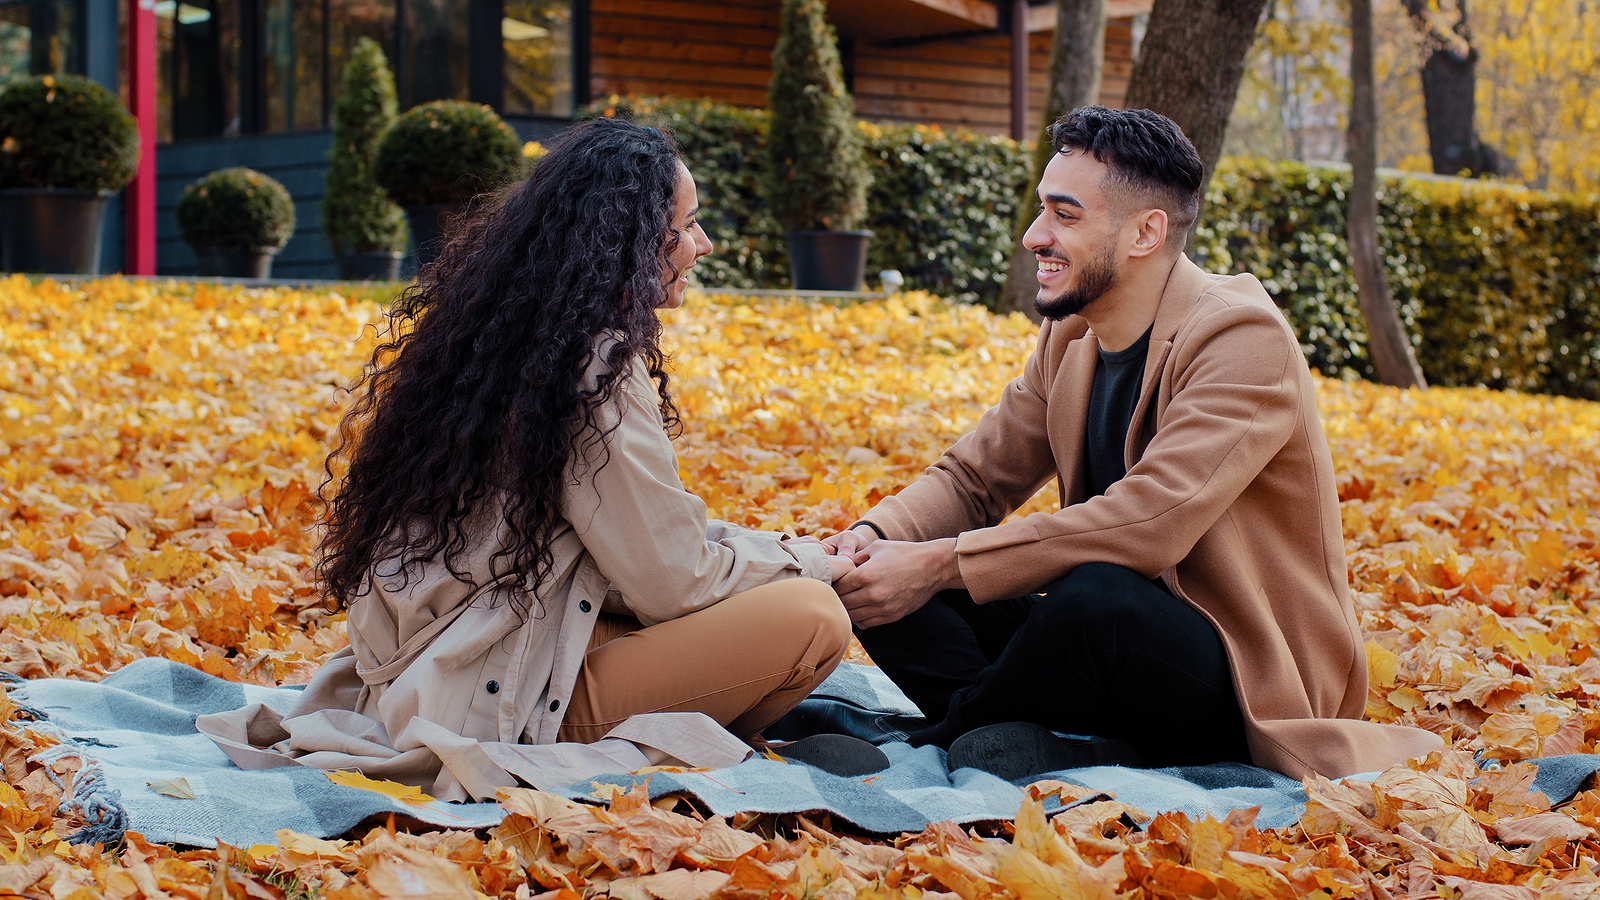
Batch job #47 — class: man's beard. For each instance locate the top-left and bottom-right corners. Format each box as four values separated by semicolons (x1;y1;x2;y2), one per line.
1033;244;1119;321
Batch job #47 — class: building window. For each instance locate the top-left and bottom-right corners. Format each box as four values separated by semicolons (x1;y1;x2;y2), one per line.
156;0;573;142
0;0;87;84
502;0;569;116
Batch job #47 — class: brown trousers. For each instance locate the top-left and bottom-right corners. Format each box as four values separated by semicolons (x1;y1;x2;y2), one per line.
556;578;850;743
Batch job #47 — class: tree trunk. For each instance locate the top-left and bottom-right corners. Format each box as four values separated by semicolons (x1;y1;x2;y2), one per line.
999;0;1106;318
1123;0;1271;248
1400;0;1500;177
1347;0;1425;389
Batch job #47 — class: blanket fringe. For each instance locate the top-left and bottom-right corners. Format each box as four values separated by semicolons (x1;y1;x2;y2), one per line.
32;743;130;846
4;676;131;847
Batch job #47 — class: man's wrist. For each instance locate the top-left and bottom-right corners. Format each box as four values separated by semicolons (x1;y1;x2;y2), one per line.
851;521;886;541
931;537;964;592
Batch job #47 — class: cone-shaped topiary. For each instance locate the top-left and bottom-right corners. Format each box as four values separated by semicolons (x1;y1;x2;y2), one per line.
762;0;869;233
323;37;407;255
374;100;522;207
176;167;296;250
0;74;140;192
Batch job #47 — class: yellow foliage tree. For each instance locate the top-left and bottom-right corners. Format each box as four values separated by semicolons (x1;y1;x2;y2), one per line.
1474;0;1600;193
1230;0;1599;195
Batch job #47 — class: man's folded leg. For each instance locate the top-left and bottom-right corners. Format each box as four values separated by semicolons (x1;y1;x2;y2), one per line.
905;563;1252;771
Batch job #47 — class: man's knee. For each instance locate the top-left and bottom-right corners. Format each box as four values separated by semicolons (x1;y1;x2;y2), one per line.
1036;563;1158;631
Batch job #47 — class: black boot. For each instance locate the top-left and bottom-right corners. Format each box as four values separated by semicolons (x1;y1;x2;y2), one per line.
946;722;1144;781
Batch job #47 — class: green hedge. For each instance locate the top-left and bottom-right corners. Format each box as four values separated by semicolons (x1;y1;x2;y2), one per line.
582;97;1599;399
583;97;1028;305
1198;159;1600;400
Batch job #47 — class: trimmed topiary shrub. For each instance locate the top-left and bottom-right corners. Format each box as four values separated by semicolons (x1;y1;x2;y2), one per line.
374;100;522;207
0;74;139;192
762;0;869;233
323;37;407;255
176;167;296;250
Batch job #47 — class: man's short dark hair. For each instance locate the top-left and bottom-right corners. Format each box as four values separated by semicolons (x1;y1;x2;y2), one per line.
1048;106;1204;238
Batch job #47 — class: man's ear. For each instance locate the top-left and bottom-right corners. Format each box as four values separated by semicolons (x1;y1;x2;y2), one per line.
1125;207;1169;259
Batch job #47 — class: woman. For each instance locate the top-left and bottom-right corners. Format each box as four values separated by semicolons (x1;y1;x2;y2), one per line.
198;118;862;800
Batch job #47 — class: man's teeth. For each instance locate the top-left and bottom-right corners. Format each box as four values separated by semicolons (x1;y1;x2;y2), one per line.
1038;261;1065;272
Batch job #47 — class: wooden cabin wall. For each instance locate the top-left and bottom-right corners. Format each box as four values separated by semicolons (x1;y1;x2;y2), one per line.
588;0;1135;137
588;0;779;108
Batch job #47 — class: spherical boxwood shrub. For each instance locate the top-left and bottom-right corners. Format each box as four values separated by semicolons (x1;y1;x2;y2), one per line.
374;100;522;207
176;167;296;250
0;73;140;192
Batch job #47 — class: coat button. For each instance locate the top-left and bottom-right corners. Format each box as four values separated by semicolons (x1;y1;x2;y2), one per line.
549;700;560;712
486;681;499;694
579;600;592;613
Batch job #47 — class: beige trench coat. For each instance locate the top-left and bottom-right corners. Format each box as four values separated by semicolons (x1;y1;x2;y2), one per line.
200;349;832;800
862;255;1443;779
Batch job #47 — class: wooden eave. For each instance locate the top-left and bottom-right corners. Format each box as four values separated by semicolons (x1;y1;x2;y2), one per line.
827;0;1155;43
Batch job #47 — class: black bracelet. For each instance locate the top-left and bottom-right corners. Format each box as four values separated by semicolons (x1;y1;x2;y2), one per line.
852;521;887;541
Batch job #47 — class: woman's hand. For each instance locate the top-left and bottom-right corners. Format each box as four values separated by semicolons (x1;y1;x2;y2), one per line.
827;554;856;582
821;524;879;563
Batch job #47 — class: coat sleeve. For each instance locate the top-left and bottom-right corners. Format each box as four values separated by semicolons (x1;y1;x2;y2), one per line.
955;299;1303;601
861;321;1063;542
560;358;832;627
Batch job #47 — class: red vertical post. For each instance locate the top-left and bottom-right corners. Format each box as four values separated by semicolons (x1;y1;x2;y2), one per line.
125;0;157;275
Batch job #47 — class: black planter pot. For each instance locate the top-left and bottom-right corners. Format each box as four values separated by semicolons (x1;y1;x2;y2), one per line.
0;188;109;274
403;203;462;273
193;247;277;278
336;251;403;281
783;230;874;291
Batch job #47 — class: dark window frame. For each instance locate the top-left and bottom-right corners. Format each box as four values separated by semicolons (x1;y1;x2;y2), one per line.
157;0;582;143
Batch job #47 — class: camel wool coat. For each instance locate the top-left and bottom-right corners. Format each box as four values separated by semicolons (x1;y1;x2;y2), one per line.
862;255;1442;779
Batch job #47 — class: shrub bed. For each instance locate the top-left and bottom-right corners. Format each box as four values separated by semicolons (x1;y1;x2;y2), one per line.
584;97;1028;305
1199;159;1600;399
583;96;1599;399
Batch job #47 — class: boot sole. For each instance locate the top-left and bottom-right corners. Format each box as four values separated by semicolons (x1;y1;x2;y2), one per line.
776;733;892;777
946;722;1143;780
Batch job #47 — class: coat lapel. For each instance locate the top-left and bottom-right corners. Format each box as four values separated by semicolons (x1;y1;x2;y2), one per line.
1052;334;1100;507
1127;255;1208;462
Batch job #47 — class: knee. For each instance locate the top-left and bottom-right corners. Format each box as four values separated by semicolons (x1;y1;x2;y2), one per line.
788;578;852;650
1036;563;1152;631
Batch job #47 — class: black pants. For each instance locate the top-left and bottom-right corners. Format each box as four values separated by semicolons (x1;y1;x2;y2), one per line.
853;562;1251;768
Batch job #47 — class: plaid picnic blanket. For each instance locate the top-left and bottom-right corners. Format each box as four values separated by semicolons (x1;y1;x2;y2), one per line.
10;657;1599;848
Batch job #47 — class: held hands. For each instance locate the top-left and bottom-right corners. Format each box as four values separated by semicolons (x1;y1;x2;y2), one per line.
784;533;857;583
831;537;963;629
820;524;879;559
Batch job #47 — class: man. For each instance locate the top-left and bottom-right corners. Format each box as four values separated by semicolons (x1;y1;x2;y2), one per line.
824;106;1440;780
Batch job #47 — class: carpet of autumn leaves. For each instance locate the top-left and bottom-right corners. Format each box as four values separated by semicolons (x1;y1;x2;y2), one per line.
2;274;1600;898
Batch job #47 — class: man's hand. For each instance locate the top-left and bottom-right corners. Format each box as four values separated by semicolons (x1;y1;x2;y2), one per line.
821;524;880;560
834;538;963;629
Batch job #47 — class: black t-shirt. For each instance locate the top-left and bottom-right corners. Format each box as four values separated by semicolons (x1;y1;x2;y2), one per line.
1085;326;1153;498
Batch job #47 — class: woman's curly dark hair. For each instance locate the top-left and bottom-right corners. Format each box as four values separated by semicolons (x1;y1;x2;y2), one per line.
319;117;687;613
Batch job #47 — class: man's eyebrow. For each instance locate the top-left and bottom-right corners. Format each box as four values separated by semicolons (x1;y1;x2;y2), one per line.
1041;192;1083;209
